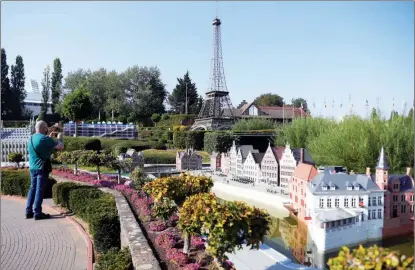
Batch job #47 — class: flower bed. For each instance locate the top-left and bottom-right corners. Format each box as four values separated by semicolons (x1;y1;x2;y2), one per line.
51;167;233;270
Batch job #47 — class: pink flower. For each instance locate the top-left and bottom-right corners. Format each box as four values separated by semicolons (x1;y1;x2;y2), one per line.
182;263;201;270
155;232;177;249
149;220;166;232
166;248;188;267
191;236;205;250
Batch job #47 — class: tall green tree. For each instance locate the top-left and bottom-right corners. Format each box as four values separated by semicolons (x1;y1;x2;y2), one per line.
40;65;51;115
104;70;125;120
291;97;309;114
64;69;91;93
254;93;284;107
236;100;248;109
85;68;108;119
61;84;93;121
10;55;26;119
121;66;167;120
1;48;11;118
168;71;199;114
51;58;63;113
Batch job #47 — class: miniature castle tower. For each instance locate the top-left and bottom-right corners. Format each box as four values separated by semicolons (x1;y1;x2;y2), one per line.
375;147;389;190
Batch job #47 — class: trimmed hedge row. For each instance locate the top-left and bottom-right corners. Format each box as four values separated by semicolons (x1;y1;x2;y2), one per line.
52;182;120;252
63;137;166;152
96;247;132;270
203;132;235;154
173;131;205;150
1;169;56;198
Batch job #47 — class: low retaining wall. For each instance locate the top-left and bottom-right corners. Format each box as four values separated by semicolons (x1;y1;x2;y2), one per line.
52;175;161;270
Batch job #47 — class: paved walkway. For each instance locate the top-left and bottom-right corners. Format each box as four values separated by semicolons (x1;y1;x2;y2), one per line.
1;197;88;270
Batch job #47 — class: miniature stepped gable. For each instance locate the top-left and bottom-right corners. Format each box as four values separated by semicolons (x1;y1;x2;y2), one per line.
176;148;202;171
125;149;144;170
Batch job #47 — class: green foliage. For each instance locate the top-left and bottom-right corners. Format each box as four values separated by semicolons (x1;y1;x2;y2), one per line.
156;114;197;127
52;182;120;253
254;93;284;107
204;132;234;154
161;114;170;120
327;245;414;270
142;149;176;164
78;150;116;180
168;71;201;114
51;58;63;114
84;138;102;151
130;167;150;189
278;115;414;173
62;137;164;152
96;247;132;270
10;55;27;119
41;65;51;115
1;169;56;197
61;84;93;121
291;97;309;114
179;193;271;263
1;48;12;118
151;113;161;123
152;198;178;222
232;118;276;132
173;131;205;150
7;153;23;168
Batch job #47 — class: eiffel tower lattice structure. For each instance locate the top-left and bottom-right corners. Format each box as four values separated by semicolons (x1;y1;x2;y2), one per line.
191;16;235;131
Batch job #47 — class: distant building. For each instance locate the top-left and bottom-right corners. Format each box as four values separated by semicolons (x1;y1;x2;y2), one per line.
211;152;221;171
260;144;281;186
374;148;414;238
176;148;202;171
24;79;52;116
305;171;385;252
226;102;309;123
221;153;231;175
243;151;263;183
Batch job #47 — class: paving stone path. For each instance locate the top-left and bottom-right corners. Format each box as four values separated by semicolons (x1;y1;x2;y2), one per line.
1;197;88;270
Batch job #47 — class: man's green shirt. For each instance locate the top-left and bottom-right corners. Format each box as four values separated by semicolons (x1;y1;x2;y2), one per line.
27;133;57;170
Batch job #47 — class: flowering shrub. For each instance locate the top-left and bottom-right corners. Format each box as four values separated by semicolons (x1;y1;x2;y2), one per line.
182;263;201;270
166;248;188;267
149;220;166;232
155;232;178;249
168;214;179;226
191;236;205;250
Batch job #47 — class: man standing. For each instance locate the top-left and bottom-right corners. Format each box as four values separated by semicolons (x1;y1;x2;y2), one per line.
26;121;64;220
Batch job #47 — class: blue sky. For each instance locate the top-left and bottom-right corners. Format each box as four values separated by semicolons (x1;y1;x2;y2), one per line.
2;1;413;118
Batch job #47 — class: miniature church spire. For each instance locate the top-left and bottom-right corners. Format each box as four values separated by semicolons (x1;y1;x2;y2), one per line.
376;147;389;170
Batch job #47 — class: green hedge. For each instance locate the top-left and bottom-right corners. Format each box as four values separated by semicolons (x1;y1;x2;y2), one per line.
143;149;176;164
1;169;56;197
63;137;165;152
173;131;205;150
52;182;120;253
96;247;132;270
203;132;234;153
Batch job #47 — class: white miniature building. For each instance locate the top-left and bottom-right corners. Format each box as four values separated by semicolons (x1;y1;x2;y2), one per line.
221;153;231;175
125;149;144;170
176;148;202;171
260;143;281;186
305;173;384;252
243;151;264;183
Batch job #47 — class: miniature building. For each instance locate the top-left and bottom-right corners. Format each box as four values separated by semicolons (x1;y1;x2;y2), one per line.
211;152;221;171
125;149;144;170
221;153;231;175
176;148;202;171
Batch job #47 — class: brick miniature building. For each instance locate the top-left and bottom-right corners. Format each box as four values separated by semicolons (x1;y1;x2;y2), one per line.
176;148;202;171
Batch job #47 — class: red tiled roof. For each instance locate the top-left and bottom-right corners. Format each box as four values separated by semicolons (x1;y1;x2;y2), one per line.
271;147;285;161
293;163;318;181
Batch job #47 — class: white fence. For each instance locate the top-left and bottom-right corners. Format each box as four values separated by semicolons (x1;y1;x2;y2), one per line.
1;122;33;163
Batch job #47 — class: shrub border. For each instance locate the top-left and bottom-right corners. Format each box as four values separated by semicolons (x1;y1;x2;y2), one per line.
52;175;161;270
1;195;94;270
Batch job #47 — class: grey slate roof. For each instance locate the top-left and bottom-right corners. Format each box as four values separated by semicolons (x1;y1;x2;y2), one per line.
292;148;314;165
376;147;389;170
238;145;257;159
308;172;382;194
252;152;265;164
315;208;359;222
388;174;414;192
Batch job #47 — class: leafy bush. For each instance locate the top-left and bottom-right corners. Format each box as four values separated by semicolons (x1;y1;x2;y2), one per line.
173;131;205;150
232;118;276;132
157;114;197;127
84;138;102;151
327;245;414;270
155;232;178;249
161;114;170;120
52;182;120;253
8;153;24;168
143;149;176;164
278;115;414;173
151;113;161;123
63;137;164;152
96;247;132;270
1;169;56;197
130;167;151;189
78;150;115;180
204;132;234;154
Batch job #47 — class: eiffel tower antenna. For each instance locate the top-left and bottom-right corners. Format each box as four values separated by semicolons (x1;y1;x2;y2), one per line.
191;4;235;131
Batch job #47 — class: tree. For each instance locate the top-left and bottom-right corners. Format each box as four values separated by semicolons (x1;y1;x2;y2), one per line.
168;71;199;114
61;84;93;136
121;66;167;120
104;70;125;121
1;48;11;118
291;97;309;113
51;58;63;114
85;68;109;119
254;93;284;107
78;150;115;180
236;100;248;109
64;69;91;93
41;65;51;115
10;55;26;119
327;245;414;269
